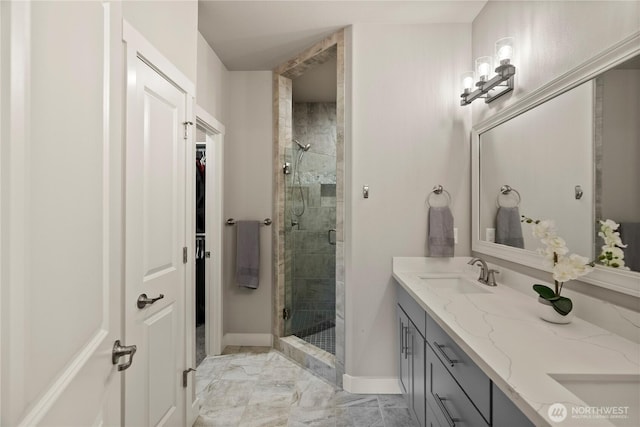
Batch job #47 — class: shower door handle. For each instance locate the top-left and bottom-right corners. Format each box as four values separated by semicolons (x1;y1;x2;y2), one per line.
328;229;336;245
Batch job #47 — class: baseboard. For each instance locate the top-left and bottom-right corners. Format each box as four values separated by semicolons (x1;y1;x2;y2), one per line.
342;374;402;394
222;333;273;348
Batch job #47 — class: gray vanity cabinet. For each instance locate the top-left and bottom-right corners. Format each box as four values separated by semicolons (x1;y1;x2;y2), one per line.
426;344;489;427
492;383;535;427
396;282;534;427
426;314;491;422
397;287;426;427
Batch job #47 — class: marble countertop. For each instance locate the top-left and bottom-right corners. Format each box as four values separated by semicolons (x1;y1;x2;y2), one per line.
392;257;640;427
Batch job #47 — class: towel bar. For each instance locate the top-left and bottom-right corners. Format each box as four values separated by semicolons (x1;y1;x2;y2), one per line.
226;218;272;226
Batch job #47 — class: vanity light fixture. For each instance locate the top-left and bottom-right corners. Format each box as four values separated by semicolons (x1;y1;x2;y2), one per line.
460;37;516;106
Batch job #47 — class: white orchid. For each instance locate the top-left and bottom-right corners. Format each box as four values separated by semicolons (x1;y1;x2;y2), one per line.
532;219;557;239
598;219;628;269
541;235;569;256
522;215;595;298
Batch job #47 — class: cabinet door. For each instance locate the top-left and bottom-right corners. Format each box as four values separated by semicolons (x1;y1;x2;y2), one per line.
410;321;426;427
398;306;411;397
493;383;535;427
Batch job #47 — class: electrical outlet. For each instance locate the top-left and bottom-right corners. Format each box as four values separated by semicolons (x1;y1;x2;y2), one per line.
486;228;496;243
454;228;458;244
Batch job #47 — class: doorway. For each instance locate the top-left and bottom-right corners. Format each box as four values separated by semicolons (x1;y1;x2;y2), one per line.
194;106;225;364
273;30;346;386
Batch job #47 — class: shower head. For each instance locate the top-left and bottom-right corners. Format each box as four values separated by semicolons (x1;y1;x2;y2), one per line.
294;139;311;152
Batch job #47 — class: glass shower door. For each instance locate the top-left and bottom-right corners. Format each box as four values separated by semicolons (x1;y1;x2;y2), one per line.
284;102;337;354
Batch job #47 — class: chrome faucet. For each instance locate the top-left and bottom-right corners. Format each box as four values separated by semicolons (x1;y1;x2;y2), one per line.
467;257;499;286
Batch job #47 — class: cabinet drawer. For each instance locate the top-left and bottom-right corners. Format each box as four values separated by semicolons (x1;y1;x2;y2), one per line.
426;315;491;422
397;284;426;338
426;344;489;427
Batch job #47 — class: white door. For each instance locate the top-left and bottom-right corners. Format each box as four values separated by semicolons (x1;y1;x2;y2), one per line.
124;51;188;427
0;1;123;426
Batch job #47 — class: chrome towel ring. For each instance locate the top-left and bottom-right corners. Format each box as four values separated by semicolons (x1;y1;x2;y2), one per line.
427;185;452;207
496;185;521;208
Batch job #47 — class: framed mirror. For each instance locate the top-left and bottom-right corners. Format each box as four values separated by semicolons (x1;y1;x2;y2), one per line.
472;32;640;297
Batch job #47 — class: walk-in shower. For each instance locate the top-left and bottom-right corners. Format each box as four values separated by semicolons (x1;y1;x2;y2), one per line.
284;103;337;355
274;33;344;385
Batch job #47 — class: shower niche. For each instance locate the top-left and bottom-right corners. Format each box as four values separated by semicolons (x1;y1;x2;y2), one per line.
284;99;337;354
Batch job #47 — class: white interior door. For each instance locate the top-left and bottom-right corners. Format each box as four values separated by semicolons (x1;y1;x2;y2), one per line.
0;1;122;426
124;46;188;427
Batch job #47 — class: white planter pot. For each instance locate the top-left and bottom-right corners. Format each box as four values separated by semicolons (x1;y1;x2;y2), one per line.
537;297;574;324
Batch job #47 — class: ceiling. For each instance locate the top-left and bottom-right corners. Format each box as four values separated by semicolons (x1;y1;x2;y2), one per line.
198;1;487;71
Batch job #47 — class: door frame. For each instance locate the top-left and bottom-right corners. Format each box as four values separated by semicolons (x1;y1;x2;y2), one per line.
195;105;225;357
122;20;197;426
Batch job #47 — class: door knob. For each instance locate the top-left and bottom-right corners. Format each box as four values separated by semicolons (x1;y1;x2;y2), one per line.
137;293;164;309
112;340;137;371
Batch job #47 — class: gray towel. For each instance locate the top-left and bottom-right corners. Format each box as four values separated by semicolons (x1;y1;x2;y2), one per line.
620;222;640;272
236;221;260;289
495;206;524;249
428;206;454;257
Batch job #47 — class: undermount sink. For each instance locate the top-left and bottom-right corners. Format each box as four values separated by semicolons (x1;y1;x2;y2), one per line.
550;374;640;426
418;275;491;294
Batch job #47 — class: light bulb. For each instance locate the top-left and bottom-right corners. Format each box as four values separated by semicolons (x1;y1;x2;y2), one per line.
495;37;514;65
460;71;474;92
476;56;492;81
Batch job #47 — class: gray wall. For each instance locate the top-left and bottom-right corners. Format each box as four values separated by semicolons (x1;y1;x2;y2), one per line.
222;71;273;335
346;23;472;378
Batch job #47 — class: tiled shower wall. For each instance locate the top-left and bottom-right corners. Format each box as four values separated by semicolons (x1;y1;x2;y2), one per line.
287;103;337;334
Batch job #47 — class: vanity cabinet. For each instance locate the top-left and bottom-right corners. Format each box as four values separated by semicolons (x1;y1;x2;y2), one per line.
426;314;491;422
492;383;535;427
426;344;489;427
396;301;426;426
397;283;533;427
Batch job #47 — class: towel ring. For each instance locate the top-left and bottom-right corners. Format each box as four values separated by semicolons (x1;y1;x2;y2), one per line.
427;185;451;207
496;185;521;208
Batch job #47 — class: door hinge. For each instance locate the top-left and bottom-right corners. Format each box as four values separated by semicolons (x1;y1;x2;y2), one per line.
183;121;193;140
283;307;290;320
182;368;196;387
183;246;188;264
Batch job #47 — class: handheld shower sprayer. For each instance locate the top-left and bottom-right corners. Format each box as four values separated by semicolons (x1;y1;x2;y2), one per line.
294;139;311;152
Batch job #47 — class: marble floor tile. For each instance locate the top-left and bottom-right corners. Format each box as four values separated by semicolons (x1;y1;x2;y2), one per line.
197;349;413;427
334;391;379;408
377;394;408;409
288;406;336;427
239;403;290;427
195;407;246;427
336;407;384;427
380;407;418;427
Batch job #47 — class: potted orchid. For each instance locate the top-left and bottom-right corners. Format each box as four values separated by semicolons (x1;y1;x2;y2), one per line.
521;216;594;323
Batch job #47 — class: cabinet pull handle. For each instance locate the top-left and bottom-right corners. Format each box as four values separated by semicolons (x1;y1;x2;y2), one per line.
403;326;409;359
434;393;458;427
400;323;405;355
434;341;458;367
